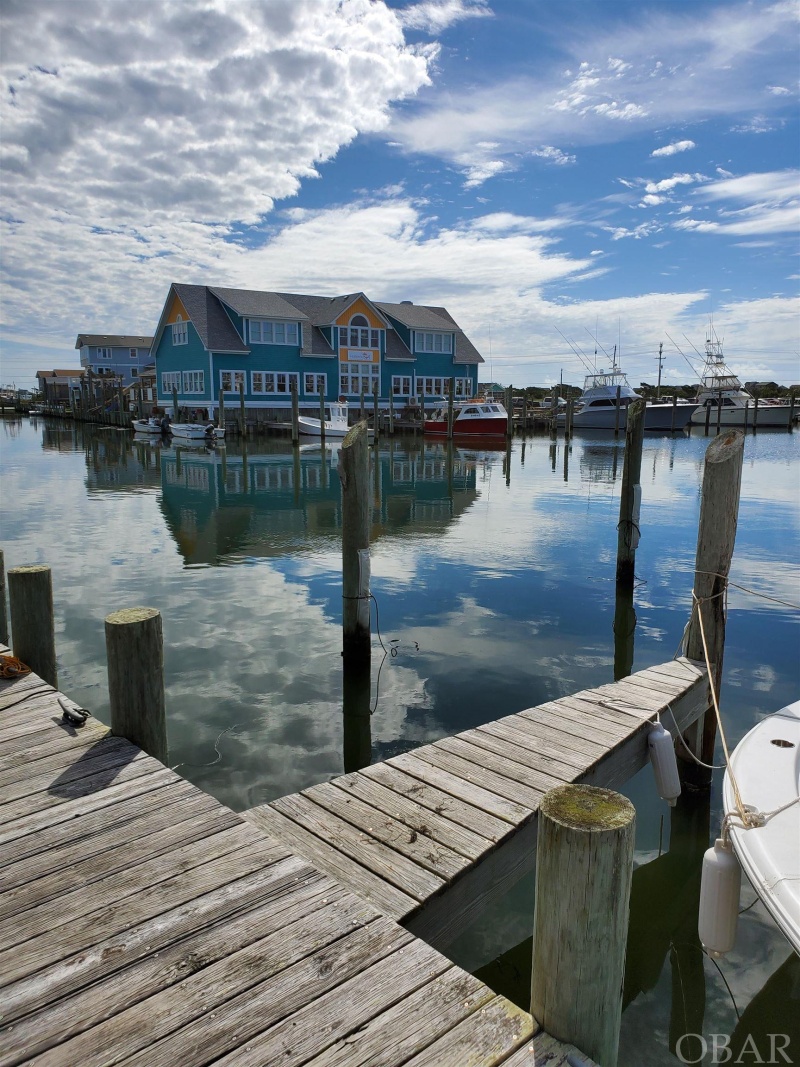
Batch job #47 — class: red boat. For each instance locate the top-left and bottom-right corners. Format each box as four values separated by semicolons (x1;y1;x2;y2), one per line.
424;399;509;438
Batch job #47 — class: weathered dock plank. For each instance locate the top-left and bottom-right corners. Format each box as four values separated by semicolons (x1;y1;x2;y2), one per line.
246;657;708;950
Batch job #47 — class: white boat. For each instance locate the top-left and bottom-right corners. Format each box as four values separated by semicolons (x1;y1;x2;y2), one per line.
424;399;509;438
169;422;225;441
298;400;372;438
691;333;795;427
723;700;800;953
132;417;165;434
560;368;698;431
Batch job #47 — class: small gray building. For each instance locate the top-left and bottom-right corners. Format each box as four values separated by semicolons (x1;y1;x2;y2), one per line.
75;334;154;388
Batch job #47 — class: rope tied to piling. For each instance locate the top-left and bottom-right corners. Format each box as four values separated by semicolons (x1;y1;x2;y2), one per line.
0;654;31;679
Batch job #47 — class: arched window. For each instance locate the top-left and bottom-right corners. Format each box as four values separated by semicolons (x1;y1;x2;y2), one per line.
350;314;369;327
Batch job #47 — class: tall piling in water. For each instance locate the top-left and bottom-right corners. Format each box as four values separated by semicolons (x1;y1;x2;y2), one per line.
340;422;371;665
616;397;645;588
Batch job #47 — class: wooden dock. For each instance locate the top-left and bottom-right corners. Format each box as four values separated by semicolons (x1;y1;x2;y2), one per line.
0;650;597;1066
245;658;708;946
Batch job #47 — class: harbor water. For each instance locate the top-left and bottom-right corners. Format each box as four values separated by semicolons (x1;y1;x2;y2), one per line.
2;415;798;1064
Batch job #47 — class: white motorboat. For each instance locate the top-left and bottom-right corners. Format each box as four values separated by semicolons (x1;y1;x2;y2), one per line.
722;701;800;954
424;399;509;438
561;368;698;431
132;417;165;434
298;400;372;438
169;422;225;441
691;333;795;427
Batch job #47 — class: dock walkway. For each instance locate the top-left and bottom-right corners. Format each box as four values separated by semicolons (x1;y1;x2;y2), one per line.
245;658;708;944
0;650;593;1066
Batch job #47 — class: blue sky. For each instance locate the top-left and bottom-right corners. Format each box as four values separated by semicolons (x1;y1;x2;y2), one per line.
1;0;798;390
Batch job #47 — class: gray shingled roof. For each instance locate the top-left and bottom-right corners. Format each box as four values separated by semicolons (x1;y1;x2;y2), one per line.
209;287;309;322
75;334;153;349
385;331;413;360
377;302;484;364
375;302;454;331
173;284;249;353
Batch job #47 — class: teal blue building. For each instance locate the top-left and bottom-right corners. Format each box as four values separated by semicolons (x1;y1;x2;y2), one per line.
150;285;483;418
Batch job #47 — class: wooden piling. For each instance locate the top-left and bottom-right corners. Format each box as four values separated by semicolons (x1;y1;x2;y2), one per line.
0;549;8;646
531;784;635;1067
614;385;622;436
616;398;645;588
447;381;454;441
679;430;744;789
789;393;796;430
319;391;326;444
8;564;58;688
671;394;677;433
388;390;394;435
564;397;573;440
743;400;749;431
218;387;225;434
239;380;246;438
105;607;167;763
340;422;371;663
290;380;299;444
506;386;514;438
752;393;759;432
172;386;179;422
373;390;379;440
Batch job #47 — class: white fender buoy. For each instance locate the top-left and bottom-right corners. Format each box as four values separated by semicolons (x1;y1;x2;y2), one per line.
699;836;741;957
648;722;681;806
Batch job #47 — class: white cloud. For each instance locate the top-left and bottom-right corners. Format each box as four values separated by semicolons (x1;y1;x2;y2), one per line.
766;85;791;95
461;159;506;187
651;140;696;157
645;173;703;194
530;146;576;166
398;0;493;34
687;169;800;235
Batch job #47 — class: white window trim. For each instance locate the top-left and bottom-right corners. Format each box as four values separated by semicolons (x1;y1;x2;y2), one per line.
340;324;382;350
219;370;246;394
392;375;412;397
161;371;181;394
414;331;453;354
172;317;188;346
250;370;299;395
182;370;205;394
248;320;299;346
339;361;380;397
304;372;327;396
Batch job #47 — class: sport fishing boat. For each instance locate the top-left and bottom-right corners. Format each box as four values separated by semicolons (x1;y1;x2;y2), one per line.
691;333;795;427
699;700;800;957
297;399;372;438
560;367;698;431
424;399;509;438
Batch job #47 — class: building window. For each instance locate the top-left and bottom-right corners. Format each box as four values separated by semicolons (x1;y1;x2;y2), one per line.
392;375;412;397
454;377;473;397
250;370;299;394
182;370;205;394
161;371;181;393
341;324;381;349
340;362;380;397
96;347;112;360
415;376;453;398
131;369;138;378
172;317;188;345
130;348;138;358
415;332;452;353
248;320;299;345
304;373;326;396
220;370;246;393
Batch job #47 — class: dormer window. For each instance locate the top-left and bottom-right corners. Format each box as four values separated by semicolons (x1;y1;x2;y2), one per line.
172;317;188;345
415;331;452;353
249;320;299;345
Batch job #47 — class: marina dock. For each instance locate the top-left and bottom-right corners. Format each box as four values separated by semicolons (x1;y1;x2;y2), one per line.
245;657;708;946
1;647;600;1067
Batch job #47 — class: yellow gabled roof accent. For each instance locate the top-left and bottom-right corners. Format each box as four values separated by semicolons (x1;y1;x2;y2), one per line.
334;296;384;328
167;295;190;325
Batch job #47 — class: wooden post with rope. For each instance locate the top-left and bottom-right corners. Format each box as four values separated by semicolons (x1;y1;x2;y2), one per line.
616;398;645;588
0;549;8;646
105;607;167;764
7;564;57;688
531;784;635;1067
339;421;371;665
678;430;744;790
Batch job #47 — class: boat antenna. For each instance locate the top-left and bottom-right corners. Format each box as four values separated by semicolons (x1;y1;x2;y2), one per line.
655;342;664;399
584;327;615;365
554;326;593;373
667;332;704;380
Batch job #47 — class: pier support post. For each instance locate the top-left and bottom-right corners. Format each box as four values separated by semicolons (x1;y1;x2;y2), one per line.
671;394;677;433
752;394;759;432
788;392;795;430
373;390;379;440
239;380;247;438
0;550;8;646
290;380;299;444
218;387;225;433
506;386;514;438
8;565;57;688
340;422;371;664
447;381;454;440
319;390;326;444
531;784;635;1067
679;430;744;789
616;397;645;588
105;607;167;763
614;384;622;436
564;397;573;440
388;390;394;435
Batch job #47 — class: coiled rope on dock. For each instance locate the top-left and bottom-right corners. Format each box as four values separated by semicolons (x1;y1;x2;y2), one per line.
0;654;31;679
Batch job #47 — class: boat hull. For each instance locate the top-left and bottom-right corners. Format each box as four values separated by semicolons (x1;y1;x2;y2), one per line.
723;701;800;954
169;423;225;440
690;405;794;427
567;402;699;431
132;419;164;434
424;417;508;438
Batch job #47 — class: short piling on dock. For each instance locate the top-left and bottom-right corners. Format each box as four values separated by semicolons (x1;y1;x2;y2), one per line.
0;549;8;646
105;606;167;763
7;564;57;688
